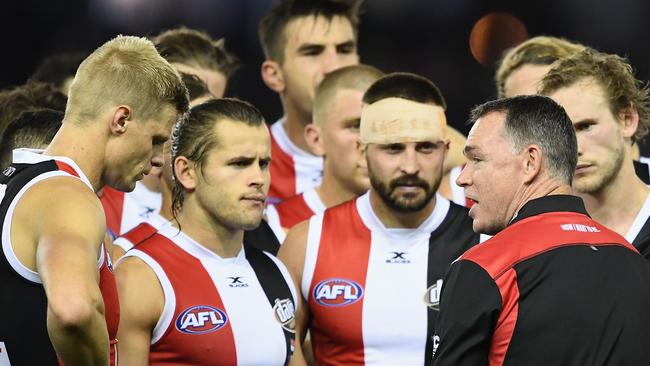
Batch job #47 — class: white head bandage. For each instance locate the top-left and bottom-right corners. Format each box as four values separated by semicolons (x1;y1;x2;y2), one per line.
360;97;447;144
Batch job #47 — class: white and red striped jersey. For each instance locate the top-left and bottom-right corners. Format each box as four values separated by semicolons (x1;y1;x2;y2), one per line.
100;181;162;238
302;192;478;366
269;119;323;204
266;188;326;242
118;223;298;366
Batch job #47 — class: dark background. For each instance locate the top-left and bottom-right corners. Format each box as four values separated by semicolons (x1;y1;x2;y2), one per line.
1;0;648;136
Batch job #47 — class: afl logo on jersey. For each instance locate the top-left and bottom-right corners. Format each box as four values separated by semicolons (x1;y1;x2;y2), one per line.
424;279;443;310
313;278;364;307
273;298;296;333
175;305;228;334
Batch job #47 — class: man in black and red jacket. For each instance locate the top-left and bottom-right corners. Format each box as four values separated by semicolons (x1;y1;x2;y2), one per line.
432;95;650;366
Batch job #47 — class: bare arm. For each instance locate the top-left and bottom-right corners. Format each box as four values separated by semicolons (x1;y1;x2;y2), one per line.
115;256;164;366
279;221;311;366
25;179;110;365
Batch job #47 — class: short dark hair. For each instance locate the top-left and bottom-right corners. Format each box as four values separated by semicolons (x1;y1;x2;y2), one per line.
469;95;577;184
171;98;266;216
0;109;63;168
362;72;447;109
153;27;240;78
31;51;88;91
258;0;362;63
0;81;67;137
179;72;212;101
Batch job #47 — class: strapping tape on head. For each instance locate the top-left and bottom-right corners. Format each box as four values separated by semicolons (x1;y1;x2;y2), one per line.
360;97;447;144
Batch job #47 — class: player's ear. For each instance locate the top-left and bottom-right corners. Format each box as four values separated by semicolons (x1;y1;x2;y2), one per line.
261;60;285;93
619;103;639;140
304;123;325;156
174;156;197;191
109;105;133;135
522;144;543;184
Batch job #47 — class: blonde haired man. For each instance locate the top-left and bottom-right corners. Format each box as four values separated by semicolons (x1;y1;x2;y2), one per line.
0;35;188;365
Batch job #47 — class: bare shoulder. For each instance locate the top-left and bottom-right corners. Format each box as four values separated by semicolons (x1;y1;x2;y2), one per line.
18;175;105;226
115;255;164;326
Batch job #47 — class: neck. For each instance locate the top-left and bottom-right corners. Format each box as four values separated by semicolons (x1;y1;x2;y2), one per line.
44;121;106;192
280;98;314;153
140;173;161;193
176;196;243;258
579;160;649;235
511;177;572;220
316;168;361;208
159;180;174;222
369;189;436;229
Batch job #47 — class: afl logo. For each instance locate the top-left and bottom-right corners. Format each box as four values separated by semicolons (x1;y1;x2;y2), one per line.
313;278;364;307
175;305;228;334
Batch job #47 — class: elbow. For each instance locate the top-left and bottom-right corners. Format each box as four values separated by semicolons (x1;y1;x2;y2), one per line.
48;295;104;331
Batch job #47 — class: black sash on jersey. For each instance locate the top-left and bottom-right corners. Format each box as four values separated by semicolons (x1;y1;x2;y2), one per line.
424;202;479;366
244;244;295;366
244;219;281;255
0;161;61;365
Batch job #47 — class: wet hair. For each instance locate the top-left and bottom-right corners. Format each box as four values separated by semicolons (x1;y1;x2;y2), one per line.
259;0;362;63
469;95;577;184
362;72;446;109
171;98;265;216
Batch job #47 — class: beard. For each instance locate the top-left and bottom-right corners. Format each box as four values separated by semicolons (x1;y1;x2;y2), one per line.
368;168;441;212
574;143;625;194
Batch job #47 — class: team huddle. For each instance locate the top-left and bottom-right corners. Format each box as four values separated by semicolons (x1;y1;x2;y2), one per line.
1;0;650;366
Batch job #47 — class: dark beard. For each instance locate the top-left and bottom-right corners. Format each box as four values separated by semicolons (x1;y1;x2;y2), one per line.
369;171;438;212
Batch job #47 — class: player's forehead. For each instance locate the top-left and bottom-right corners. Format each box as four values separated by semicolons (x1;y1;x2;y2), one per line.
284;14;355;49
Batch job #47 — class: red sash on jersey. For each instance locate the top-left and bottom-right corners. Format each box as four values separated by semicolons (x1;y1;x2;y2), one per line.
308;199;371;366
136;233;238;366
269;132;296;203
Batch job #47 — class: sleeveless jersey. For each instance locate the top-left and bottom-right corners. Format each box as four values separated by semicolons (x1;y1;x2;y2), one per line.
268;119;323;204
303;192;478;366
625;189;650;260
115;213;282;256
118;223;297;365
100;181;162;239
0;149;119;365
266;188;325;243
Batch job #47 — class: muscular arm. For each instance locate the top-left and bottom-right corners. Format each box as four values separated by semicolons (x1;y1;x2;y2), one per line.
115;255;164;366
22;178;110;365
278;221;311;366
